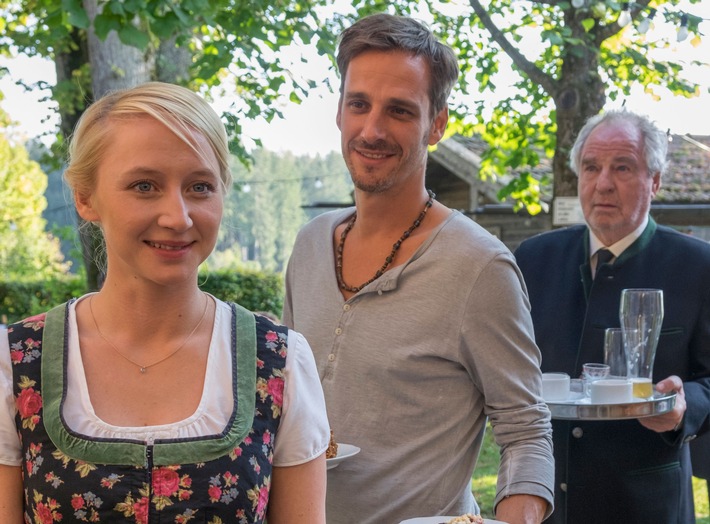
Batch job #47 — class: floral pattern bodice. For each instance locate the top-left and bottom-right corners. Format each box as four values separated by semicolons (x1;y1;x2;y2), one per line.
7;300;287;524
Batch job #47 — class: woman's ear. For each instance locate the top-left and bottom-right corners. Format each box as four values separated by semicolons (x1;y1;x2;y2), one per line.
75;191;100;222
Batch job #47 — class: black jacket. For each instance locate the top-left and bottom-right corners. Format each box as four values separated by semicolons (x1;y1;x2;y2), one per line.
515;218;710;524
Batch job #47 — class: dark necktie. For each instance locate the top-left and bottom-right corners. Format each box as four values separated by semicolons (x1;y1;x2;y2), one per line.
595;248;614;277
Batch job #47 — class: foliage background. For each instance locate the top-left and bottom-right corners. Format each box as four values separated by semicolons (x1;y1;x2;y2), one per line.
1;269;285;324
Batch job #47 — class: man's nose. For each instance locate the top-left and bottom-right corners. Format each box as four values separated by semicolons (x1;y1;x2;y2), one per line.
359;110;386;143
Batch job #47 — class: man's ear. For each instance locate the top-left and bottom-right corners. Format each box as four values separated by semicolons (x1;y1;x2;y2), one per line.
336;96;343;131
651;172;661;198
427;107;448;146
75;191;99;222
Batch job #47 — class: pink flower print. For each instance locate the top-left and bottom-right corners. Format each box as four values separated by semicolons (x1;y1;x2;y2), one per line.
33;497;61;524
24;337;41;349
265;331;278;343
16;388;42;418
208;485;222;503
256;484;269;518
133;498;149;524
71;494;85;510
35;503;54;524
23;313;47;327
267;377;284;407
263;431;272;445
45;472;63;489
152;467;180;497
10;350;23;363
248;481;271;519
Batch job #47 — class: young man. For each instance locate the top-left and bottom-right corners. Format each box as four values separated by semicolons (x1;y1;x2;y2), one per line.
515;109;710;523
283;13;553;524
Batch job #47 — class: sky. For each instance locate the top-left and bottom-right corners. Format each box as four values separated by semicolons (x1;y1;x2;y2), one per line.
1;2;708;157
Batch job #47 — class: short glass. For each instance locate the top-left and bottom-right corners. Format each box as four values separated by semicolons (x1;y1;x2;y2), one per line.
582;363;610;397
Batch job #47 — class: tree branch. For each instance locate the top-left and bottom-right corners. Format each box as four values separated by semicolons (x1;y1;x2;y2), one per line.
595;0;652;44
468;0;558;96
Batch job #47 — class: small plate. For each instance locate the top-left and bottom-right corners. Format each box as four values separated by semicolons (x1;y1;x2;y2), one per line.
326;443;360;470
399;517;503;524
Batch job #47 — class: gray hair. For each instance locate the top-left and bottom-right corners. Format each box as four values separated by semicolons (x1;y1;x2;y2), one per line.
569;109;668;178
336;13;459;117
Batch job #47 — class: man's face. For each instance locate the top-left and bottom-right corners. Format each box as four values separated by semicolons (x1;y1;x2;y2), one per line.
336;50;447;194
577;120;660;246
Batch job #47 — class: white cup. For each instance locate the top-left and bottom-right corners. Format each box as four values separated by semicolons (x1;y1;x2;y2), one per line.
590;379;633;404
542;372;571;401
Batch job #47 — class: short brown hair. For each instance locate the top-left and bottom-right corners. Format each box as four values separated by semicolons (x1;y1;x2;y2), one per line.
336;13;459;118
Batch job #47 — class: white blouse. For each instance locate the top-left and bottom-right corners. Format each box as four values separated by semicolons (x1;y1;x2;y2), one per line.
0;296;329;467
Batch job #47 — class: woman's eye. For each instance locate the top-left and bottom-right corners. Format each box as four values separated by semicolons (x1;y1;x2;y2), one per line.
193;182;215;194
134;181;153;192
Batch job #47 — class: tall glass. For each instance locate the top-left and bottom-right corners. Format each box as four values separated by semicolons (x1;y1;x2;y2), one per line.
619;289;664;398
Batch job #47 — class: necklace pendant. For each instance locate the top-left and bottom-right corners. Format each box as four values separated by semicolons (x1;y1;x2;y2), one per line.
140;367;146;373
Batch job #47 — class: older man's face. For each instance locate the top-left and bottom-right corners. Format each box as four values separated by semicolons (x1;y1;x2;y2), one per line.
577;120;660;246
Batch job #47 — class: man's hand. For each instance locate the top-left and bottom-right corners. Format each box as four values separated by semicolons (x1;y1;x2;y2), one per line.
638;375;685;433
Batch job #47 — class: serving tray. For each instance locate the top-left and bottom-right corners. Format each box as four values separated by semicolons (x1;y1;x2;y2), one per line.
547;390;676;420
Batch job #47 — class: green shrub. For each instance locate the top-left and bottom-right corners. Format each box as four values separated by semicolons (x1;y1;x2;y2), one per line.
198;268;284;319
1;269;284;325
0;276;86;324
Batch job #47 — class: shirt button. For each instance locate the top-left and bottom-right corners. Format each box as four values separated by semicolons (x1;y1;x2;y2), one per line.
328;354;335;362
343;304;351;311
572;427;583;438
560;483;567;492
335;327;342;335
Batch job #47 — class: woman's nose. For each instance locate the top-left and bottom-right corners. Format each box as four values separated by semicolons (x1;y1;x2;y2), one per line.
157;192;193;231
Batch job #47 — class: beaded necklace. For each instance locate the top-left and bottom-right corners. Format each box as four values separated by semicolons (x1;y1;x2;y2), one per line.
336;190;435;293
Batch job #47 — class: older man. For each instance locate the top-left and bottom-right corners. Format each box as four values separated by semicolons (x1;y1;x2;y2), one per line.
515;109;710;524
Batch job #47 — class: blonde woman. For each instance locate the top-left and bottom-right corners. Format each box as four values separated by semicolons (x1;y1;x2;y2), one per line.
0;82;328;523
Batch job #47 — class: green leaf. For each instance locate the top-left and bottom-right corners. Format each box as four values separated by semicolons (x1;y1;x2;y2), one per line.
581;18;595;32
67;9;90;30
93;14;121;40
118;24;150;51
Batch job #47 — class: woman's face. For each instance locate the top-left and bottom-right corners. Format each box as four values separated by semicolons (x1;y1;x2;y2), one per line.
76;115;223;288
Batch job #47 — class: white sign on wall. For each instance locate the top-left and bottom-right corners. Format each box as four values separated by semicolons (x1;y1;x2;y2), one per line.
553;197;585;226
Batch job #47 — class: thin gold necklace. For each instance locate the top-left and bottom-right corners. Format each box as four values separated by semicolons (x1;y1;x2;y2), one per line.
88;293;210;374
336;190;435;293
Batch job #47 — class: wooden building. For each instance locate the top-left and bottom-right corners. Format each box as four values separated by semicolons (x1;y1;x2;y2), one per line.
426;134;710;251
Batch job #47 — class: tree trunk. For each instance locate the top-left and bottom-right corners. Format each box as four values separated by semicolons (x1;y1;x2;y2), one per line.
83;0;153;98
156;35;191;84
54;29;106;291
552;10;607;199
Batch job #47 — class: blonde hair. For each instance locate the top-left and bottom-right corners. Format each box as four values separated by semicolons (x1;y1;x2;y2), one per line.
64;82;232;199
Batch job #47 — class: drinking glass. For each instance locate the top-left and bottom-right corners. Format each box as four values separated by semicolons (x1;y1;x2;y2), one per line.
619;289;664;398
604;327;639;378
582;363;610;397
